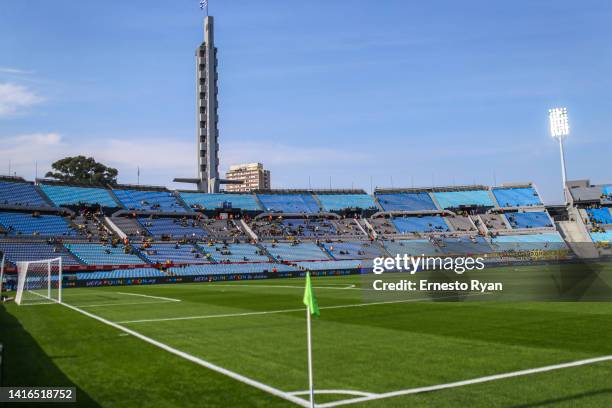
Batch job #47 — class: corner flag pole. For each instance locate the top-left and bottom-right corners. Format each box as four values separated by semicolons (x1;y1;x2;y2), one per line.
306;302;315;408
303;271;320;408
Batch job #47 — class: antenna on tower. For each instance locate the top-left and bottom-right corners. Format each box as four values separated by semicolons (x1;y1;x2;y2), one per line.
199;0;209;16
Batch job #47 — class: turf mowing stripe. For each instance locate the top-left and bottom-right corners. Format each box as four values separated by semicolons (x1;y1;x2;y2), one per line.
59;301;311;407
116;293;488;324
317;355;612;407
115;292;181;302
75;300;179;308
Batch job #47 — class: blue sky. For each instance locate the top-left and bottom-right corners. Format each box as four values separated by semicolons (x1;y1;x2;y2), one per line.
1;0;610;203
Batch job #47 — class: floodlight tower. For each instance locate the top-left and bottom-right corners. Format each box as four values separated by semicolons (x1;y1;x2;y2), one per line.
548;107;570;189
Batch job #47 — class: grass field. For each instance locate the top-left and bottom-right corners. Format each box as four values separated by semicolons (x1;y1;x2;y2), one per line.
3;265;612;407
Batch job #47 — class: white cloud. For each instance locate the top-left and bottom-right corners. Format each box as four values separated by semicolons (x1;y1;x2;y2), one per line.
0;83;44;116
0;67;34;75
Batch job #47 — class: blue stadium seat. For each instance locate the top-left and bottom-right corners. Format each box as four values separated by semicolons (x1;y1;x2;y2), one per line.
76;268;166;280
257;194;320;213
0;241;80;265
0;181;49;207
295;260;365;270
504;212;553;229
316;194;377;211
203;243;270;262
169;263;297;276
321;241;385;260
383;240;440;256
64;243;146;265
491;233;567;251
492;187;542;208
438;236;492;254
139;243;211;264
138;217;208;238
591;231;612;242
433;190;494;209
40;184;117;207
261;242;329;261
375;192;437;211
392;216;449;233
113;189;187;212
586;208;612;225
0;212;76;237
179;192;262;211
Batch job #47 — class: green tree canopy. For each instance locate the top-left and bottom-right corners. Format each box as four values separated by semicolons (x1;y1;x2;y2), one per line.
45;156;118;185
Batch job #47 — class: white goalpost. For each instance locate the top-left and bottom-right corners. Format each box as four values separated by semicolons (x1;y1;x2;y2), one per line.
15;257;63;305
0;252;5;295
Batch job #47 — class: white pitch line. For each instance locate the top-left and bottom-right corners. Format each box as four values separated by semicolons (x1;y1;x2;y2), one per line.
59;301;310;407
317;355;612;408
289;390;377;397
74;300;178;308
115;292;181;302
116;292;486;324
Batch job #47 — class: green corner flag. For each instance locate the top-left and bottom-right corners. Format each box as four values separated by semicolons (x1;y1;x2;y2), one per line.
303;272;320;316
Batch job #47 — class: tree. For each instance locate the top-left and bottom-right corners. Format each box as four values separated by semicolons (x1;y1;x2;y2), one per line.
45;156;118;185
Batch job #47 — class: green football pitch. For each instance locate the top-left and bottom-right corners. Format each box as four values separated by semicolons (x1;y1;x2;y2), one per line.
3;265;612;407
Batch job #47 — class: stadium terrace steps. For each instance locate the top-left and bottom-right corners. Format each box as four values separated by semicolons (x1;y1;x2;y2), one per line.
504;211;553;229
0;180;50;208
112;189;188;212
492;187;543;208
316;194;378;212
375;192;438;211
179;192;262;211
383;239;441;256
392;215;450;234
64;243;147;266
0;212;77;237
479;213;510;231
491;232;568;251
261;242;330;261
0;241;81;265
257;193;321;213
39;184;118;208
108;217;147;237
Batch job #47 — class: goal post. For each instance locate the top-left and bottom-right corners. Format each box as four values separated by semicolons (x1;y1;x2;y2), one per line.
15;257;63;306
0;252;5;294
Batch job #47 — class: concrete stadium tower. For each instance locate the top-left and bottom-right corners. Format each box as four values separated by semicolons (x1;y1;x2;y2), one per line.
175;16;237;193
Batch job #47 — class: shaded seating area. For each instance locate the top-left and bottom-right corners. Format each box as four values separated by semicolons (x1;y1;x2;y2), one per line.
257;194;320;213
40;184;118;207
0;179;50;207
392;216;449;234
113;189;187;212
505;211;553;229
179;192;262;211
375;192;437;211
0;212;77;237
492;187;542;208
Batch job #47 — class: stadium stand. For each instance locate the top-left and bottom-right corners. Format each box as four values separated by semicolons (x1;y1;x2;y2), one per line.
76;268;166;280
139;243;210;264
201;218;246;240
40;184;118;208
0;212;76;237
375;192;437;211
504;211;553;229
257;193;320;213
112;188;187;212
492;187;542;208
138;216;208;239
295;260;365;270
280;218;337;237
490;233;567;251
383;239;440;256
69;211;111;240
108;216;147;237
261;242;329;261
316;193;377;211
0;179;49;207
433;190;494;209
179;192;261;211
479;213;509;230
0;241;80;265
436;236;492;254
392;216;449;234
169;262;297;276
586;208;612;225
64;243;145;265
591;231;612;242
368;217;399;236
321;241;385;260
445;215;476;232
203;243;271;263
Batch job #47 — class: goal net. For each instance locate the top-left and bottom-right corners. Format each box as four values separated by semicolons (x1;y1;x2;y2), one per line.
15;257;63;305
